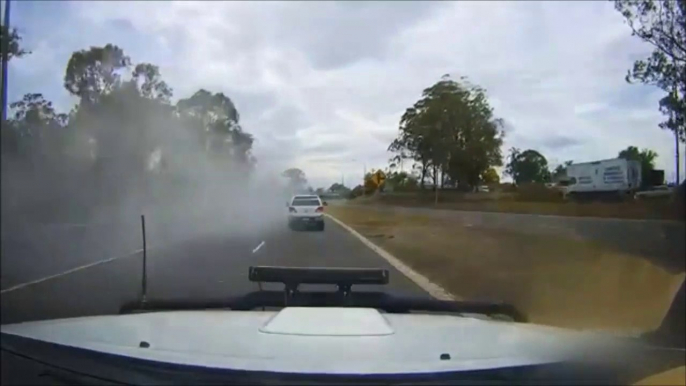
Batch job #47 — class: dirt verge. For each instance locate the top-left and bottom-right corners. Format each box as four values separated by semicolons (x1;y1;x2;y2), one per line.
328;206;684;332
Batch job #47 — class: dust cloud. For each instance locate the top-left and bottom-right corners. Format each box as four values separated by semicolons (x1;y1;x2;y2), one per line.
0;94;291;288
108;112;290;247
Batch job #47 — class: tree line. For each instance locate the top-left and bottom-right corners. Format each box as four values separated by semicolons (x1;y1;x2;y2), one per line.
379;0;682;194
1;36;255;221
614;0;685;143
381;70;662;192
504;146;659;187
387;74;504;194
4;0;679;213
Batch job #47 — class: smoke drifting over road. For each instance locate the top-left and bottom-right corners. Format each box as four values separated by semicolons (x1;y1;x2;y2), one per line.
1;84;289;289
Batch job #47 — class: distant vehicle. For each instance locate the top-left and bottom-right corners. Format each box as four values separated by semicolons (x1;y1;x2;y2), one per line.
287;195;326;231
648;169;665;187
562;158;641;200
476;185;490;193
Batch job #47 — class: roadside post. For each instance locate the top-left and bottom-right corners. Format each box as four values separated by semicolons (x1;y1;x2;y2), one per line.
141;214;148;303
1;0;12;122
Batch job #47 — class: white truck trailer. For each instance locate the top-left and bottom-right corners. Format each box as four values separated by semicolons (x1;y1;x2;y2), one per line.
562;158;641;200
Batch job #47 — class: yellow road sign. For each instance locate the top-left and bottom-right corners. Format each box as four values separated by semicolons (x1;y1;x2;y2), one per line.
371;170;386;186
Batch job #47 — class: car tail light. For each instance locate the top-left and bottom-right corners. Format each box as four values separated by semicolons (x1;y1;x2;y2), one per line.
289;207;297;213
315;206;324;213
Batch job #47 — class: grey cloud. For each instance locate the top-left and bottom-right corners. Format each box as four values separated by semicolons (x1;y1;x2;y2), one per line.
254;136;302;166
301;141;353;159
304;153;353;165
251;104;313;138
292;2;445;70
227;91;278;123
248;104;318;169
206;1;447;71
506;131;584;155
500;119;516;134
539;135;584;150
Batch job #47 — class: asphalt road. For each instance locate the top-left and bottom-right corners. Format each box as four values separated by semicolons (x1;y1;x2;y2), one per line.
0;216;427;325
354;204;686;273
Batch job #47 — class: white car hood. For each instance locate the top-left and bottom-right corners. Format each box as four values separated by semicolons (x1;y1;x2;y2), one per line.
1;307;621;374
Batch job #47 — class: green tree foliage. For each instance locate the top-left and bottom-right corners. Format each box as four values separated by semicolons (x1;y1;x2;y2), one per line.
1;26;31;121
615;0;685;141
328;183;351;194
386;161;419;191
282;168;307;191
349;184;364;199
176;89;253;165
0;25;31;61
551;160;573;181
385;170;418;191
132;63;173;103
618;145;658;186
388;75;504;191
481;167;500;184
505;148;551;184
2;93;68;157
63;44;131;104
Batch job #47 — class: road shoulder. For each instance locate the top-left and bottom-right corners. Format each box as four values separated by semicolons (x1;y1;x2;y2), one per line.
325;213;454;301
326;205;684;333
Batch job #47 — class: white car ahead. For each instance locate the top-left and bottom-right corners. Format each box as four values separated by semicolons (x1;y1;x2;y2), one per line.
287;195;326;231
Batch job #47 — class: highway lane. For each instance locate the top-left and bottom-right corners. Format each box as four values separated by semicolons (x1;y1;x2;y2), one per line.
1;216;428;325
0;219;143;291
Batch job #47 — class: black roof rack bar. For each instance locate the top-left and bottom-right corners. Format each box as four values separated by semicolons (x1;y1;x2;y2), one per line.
248;266;389;286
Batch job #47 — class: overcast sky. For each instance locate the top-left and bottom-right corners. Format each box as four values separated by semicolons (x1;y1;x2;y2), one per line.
6;1;684;188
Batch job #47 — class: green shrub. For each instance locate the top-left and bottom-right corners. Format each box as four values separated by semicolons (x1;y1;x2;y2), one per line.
516;183;564;202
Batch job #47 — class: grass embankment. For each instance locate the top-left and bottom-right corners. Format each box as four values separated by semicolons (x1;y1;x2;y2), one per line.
353;190;681;221
327;206;684;332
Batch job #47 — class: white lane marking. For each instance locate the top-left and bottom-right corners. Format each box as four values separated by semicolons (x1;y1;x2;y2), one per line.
252;241;266;254
324;213;455;301
0;249;145;294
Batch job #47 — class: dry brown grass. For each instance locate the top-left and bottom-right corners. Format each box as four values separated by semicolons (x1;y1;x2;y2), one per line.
355;192;680;221
328;206;684;332
633;366;686;385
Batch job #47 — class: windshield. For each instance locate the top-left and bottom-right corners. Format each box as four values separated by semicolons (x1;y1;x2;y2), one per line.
1;1;684;385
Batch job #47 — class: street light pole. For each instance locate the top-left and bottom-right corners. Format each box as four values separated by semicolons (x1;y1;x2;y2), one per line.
673;85;681;185
0;0;9;280
362;162;367;196
677;128;681;185
1;0;11;122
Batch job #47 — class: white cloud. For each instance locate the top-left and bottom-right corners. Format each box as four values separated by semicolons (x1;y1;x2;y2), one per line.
11;0;685;188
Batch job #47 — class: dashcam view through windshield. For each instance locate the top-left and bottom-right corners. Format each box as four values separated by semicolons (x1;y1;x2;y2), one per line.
1;1;685;385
